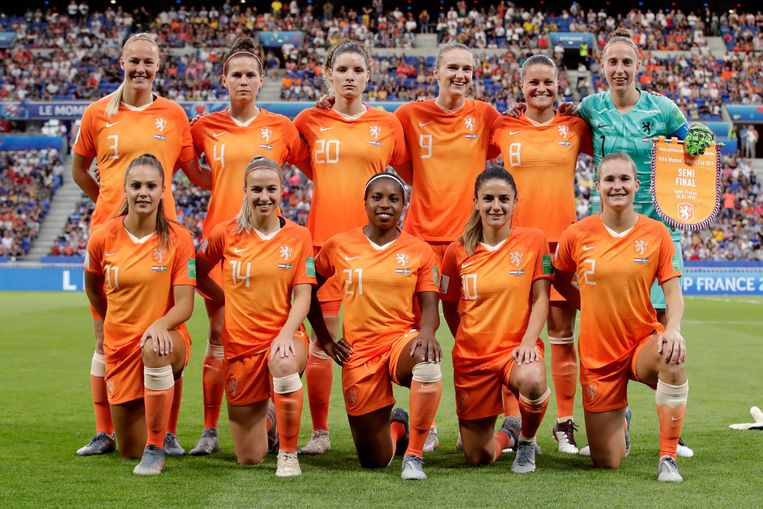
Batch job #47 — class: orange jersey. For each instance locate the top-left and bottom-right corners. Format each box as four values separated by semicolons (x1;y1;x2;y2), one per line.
293;107;409;246
191;108;307;237
73;95;195;228
315;228;439;368
198;217;316;360
396;99;501;241
491;111;592;242
440;227;553;370
554;215;682;369
84;218;196;363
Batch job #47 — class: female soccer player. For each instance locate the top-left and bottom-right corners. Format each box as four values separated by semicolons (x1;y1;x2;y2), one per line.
293;40;409;454
491;54;592;454
554;153;688;483
441;168;552;474
188;36;306;457
195;156;315;477
72;33;197;457
307;173;442;480
84;154;195;475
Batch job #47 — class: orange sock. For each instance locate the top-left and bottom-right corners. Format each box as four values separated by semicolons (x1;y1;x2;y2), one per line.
167;377;182;436
550;340;578;419
656;380;688;459
518;388;551;440
502;385;520;418
492;430;511;462
273;372;304;453
144;365;175;449
91;375;114;435
306;353;333;432
406;378;442;458
390;421;406;456
202;345;224;430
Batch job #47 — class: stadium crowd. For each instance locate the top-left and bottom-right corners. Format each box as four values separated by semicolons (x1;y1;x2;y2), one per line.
0;148;63;257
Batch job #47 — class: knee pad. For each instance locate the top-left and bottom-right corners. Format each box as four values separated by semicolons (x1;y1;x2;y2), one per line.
144;365;174;391
412;362;442;383
90;351;106;377
308;341;331;360
273;373;303;394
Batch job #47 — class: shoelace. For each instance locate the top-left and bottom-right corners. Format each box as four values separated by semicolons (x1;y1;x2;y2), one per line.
515;444;534;465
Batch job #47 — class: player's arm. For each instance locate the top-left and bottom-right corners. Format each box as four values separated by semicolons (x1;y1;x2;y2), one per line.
141;284;194;356
177;158;212;190
442;301;460;338
271;283;312;359
84;271;107;319
72;152;99;202
658;277;686;365
413;291;442;363
393;160;413;185
306;274;352;365
552;269;580;310
513;278;550;365
195;253;224;306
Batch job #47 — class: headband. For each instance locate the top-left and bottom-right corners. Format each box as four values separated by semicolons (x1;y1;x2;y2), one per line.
364;173;405;196
223;51;263;74
245;164;281;178
123;35;160;52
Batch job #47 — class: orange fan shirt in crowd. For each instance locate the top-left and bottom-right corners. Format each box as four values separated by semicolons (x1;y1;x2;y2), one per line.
73;96;195;228
198;218;316;360
554;215;682;370
491;111;592;243
395;99;501;242
440;227;553;370
191;108;307;238
315;228;439;368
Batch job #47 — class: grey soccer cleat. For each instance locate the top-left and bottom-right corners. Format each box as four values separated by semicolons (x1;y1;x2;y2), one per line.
401;454;427;480
76;432;116;456
133;445;166;475
298;430;330;455
189;428;220;456
512;441;537;474
390;408;410;457
498;416;522;451
164;432;185;456
657;455;683;483
422;425;440;453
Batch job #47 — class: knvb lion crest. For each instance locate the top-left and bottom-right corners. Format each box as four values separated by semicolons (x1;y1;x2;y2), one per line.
464;116;476;132
395;252;409;267
558;125;569;139
152;247;165;263
584;382;597;403
369;125;381;140
678;202;695;222
154;117;167;133
279;245;293;261
509;251;523;267
634;240;648;256
260;128;272;142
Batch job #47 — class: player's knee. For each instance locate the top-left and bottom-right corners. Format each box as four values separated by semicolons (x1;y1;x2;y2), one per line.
358;453;390;469
658;362;686;384
236;451;266;465
462;447;493;466
141;341;165;367
272;372;303;395
518;370;547;398
592;454;623;470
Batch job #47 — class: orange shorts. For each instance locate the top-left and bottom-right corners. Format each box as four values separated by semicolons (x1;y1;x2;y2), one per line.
314;245;341;316
580;335;655;413
341;330;417;417
104;327;191;405
453;351;544;420
224;331;309;406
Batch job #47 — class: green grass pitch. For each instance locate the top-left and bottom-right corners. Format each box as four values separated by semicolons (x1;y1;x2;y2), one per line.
1;293;761;508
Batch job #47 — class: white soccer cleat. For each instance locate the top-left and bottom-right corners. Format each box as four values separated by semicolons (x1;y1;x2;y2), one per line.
423;425;440;453
298;430;330;455
401;455;427;480
275;451;302;477
133;445;165;476
657;455;683;483
552;418;579;455
578;445;591;456
676;438;694;458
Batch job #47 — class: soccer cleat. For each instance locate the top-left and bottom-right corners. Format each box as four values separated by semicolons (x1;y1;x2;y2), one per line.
189;428;220;456
657;455;683;483
624;406;632;457
676;437;694;458
163;432;185;456
275;451;302;477
512;441;537;474
267;401;279;454
133;445;166;476
552;418;579;454
76;432;116;456
578;445;591;456
423;425;440;453
298;430;330;455
499;416;522;452
390;407;410;457
401;454;427;480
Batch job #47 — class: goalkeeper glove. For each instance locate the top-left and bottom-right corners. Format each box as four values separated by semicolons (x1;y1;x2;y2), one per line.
684;123;714;157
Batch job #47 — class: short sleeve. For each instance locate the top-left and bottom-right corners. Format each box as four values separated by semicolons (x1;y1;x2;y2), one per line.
84;229;104;275
314;236;337;279
284;119;310;166
190;118;205;155
197;222;226;266
73;105;97;159
176;111;196;164
531;231;554;282
388;115;410;168
172;229;197;287
575;118;593;156
292;227;317;286
554;226;578;273
415;243;439;293
482;103;502;159
439;242;462;302
656;225;682;284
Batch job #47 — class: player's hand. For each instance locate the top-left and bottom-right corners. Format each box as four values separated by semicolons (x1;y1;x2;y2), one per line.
558;102;579;116
189;112;207;127
504;101;526;118
512;344;541;365
324;338;352;366
270;332;296;359
657;328;686;365
410;330;442;363
685;123;714;157
315;94;335;110
141;323;173;356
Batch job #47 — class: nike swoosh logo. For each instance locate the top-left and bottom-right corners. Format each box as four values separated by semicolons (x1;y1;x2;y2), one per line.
212;132;225;138
671;416;681;422
233;247;247;253
344;256;360;261
105;122;119;128
105;252;117;257
319;127;333;132
509;130;521;136
582;245;596;251
418;121;432;127
460;262;474;269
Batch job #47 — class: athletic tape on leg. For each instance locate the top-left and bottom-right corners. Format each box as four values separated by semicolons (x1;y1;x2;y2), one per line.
205;343;224;359
548;336;575;345
273;373;303;394
308;340;331;360
412;362;442;383
655;380;688;407
90;351;106;377
144;365;174;391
